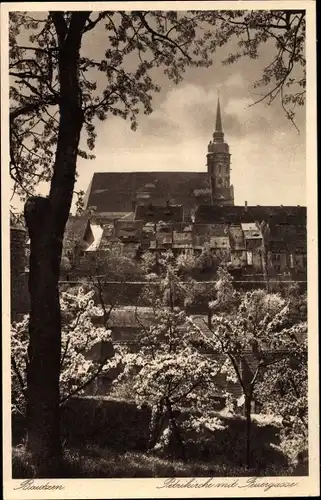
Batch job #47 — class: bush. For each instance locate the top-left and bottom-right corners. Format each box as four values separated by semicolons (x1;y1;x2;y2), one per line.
12;444;295;479
153;410;288;470
13;395;297;474
61;396;151;450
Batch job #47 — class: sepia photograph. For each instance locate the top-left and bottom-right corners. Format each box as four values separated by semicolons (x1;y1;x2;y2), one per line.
2;1;319;498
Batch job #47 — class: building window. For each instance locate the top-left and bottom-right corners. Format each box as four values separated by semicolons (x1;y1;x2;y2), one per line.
289;254;294;268
247;251;253;266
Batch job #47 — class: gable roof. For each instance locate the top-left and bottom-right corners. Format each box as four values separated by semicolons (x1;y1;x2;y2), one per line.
85;172;211;213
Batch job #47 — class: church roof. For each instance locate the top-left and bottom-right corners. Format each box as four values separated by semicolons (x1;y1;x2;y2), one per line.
134;204;184;223
195;205;306;225
84;172;210;213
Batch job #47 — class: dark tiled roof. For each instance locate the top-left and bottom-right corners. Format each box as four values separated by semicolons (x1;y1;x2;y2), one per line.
85;172;210;213
115;220;143;242
63;215;90;250
99;224;117;249
195;205;306;224
268;224;307;252
135;204;184;223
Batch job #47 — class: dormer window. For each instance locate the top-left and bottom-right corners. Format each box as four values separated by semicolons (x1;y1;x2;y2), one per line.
147;203;154;215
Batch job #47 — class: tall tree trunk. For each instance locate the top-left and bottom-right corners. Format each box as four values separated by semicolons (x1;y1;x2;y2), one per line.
25;201;63;476
244;394;252;470
24;12;89;477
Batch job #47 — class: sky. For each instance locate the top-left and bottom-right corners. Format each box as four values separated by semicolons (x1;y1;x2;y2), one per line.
9;10;306;212
74;18;306;209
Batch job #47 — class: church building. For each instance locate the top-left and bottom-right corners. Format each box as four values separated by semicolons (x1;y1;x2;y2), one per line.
63;98;307;285
84;98;235;218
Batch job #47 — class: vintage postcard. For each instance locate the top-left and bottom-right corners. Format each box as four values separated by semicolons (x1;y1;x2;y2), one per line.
1;1;319;498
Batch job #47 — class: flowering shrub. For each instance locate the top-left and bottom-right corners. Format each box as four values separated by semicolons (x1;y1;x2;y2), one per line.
11;286;120;416
114;252;221;458
188;269;308;469
255;336;308;465
116;305;220;457
209;266;239;312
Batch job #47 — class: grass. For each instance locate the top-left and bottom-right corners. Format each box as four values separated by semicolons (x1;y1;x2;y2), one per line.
12;444;304;479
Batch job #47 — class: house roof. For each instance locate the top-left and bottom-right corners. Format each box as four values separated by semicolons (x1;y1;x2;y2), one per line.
267;224;306;252
210;224;229;237
63;215;90;251
134;204;184;223
84;172;211;213
195;205;307;224
99;224;119;249
103;309;307;353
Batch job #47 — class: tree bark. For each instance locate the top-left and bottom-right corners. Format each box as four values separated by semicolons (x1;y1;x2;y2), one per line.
165;399;186;461
244;394;252;470
25;199;63;476
24;12;89;477
148;401;165;451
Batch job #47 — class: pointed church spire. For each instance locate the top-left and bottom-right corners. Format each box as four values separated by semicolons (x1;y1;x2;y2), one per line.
213;95;224;143
215;96;223;132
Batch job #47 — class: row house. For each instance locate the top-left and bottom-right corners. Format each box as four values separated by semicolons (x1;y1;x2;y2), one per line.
61;202;307;280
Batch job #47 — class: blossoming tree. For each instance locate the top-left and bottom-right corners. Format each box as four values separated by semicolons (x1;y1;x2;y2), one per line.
188;268;308;469
115;251;221;459
12;286;119;416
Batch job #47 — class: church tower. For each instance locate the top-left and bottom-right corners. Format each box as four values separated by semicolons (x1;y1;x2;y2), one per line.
207;97;234;205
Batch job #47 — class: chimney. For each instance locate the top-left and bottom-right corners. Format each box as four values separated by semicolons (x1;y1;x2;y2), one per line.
245;200;248;212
